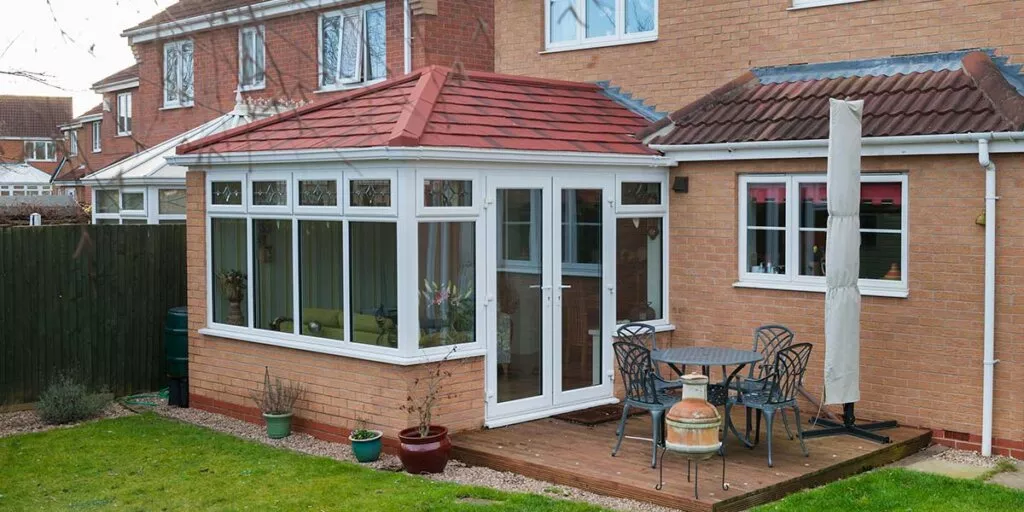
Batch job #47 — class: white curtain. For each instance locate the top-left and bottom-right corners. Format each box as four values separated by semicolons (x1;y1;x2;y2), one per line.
824;98;863;405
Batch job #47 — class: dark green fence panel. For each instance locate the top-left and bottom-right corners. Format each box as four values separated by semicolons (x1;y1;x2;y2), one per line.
0;224;186;404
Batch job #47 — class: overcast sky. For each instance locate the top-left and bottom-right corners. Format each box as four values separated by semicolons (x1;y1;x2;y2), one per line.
0;0;176;116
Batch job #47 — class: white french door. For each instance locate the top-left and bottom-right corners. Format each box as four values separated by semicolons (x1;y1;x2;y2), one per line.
485;174;616;425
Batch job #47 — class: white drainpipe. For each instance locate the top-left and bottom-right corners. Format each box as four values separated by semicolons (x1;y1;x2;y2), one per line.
979;138;998;457
403;0;412;74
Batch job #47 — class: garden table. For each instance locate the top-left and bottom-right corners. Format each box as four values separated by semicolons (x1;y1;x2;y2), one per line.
652;347;763;450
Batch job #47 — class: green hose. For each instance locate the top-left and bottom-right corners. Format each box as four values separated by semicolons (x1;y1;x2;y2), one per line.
120;388;169;407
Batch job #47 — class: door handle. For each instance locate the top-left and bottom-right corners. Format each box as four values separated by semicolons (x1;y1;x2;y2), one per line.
557;285;572;289
528;285;551;290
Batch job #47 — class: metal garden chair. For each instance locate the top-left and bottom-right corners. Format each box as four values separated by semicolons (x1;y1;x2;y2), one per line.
721;325;796;436
616;323;682;393
611;341;682;468
725;343;813;467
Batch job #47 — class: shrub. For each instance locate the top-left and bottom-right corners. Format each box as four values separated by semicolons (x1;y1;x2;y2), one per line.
250;367;304;415
35;373;108;425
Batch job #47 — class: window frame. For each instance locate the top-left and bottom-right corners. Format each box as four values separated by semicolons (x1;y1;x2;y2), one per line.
790;0;869;10
317;2;387;92
67;130;79;156
163;39;195;109
416;170;480;216
344;169;398;217
92;121;102;152
23;140;56;162
116;93;132;136
736;173;909;297
293;171;343;215
238;25;266;91
544;0;659;53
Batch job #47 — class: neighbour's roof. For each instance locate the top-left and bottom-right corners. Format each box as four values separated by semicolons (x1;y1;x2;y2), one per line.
92;64;139;90
642;50;1024;145
178;66;656;156
52;163;94;184
0;162;53;184
127;0;262;31
0;96;73;138
78;103;104;119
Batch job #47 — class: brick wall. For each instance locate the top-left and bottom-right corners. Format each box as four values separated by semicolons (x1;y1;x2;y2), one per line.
185;171;484;438
413;0;495;72
494;0;1024;112
0;139;61;175
664;154;1024;449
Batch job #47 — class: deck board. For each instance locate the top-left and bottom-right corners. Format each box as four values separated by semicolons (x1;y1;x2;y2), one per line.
452;412;930;511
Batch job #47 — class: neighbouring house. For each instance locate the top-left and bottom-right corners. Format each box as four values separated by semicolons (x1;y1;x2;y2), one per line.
68;0;494;221
0;95;73;194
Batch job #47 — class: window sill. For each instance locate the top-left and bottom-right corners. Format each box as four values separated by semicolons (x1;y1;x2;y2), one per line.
316;79;386;94
160;104;194;111
198;326;486;366
115;133;132;138
237;84;266;93
540;34;658;55
788;0;869;10
92;150;102;154
732;280;908;298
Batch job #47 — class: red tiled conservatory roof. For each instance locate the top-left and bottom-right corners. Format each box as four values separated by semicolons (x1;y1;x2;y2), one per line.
642;50;1024;145
178;66;656;156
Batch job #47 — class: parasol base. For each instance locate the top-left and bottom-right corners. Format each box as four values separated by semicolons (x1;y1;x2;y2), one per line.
802;403;897;444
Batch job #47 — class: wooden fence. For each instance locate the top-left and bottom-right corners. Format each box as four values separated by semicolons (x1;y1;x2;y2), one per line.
0;224;186;404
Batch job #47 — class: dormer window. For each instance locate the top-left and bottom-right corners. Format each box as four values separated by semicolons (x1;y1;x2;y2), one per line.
164;40;195;108
319;3;386;90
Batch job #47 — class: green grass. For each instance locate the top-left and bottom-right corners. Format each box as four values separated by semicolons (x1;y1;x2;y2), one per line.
0;414;605;512
754;467;1024;512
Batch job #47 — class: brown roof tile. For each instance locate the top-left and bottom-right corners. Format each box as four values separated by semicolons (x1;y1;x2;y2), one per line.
126;0;264;32
92;64;139;90
0;96;73;138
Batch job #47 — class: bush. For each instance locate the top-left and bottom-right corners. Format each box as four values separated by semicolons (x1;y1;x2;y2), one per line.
35;373;108;425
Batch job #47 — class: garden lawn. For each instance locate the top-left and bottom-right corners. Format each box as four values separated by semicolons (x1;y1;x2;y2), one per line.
0;413;605;512
755;467;1024;512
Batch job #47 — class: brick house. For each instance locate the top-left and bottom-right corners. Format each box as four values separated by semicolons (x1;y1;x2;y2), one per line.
0;95;72;196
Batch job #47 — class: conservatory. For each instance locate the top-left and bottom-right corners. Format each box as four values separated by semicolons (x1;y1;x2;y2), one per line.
170;66;672;425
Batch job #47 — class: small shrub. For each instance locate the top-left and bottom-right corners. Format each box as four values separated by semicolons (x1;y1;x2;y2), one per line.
350;428;380;440
250;367;304;415
36;373;108;425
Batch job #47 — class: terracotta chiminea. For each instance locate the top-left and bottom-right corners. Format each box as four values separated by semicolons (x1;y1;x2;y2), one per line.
665;374;722;460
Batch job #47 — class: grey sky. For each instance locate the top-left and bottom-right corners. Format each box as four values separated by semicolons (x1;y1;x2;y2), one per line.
0;0;176;115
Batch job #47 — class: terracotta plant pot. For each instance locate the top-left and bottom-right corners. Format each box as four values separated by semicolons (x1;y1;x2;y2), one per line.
398;425;451;474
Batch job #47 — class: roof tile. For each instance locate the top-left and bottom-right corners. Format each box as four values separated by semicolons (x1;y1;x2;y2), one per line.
0;96;73;138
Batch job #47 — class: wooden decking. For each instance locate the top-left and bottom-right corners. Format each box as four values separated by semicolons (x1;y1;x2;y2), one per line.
452;412;930;511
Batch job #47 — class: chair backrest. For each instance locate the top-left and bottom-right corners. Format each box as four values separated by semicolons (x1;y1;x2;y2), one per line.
617;322;658;351
749;325;795;380
613;341;658;405
764;343;812;405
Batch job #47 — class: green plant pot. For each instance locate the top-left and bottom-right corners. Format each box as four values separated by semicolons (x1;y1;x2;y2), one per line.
263;412;293;439
350;430;383;463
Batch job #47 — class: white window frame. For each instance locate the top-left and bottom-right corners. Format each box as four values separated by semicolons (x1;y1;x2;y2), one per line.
293;171;343;215
790;0;869;10
249;172;292;214
317;2;387;92
163;39;195;109
92;121;102;152
23;140;56;162
119;188;147;220
238;25;266;91
208;172;248;213
117;93;132;136
68;130;79;156
156;187;187;223
92;188;121;224
344;169;398;217
736;173;909;298
415;170;480;216
544;0;658;53
613;172;669;326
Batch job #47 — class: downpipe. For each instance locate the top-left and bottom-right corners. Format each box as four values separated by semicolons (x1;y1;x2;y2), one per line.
979;138;998;457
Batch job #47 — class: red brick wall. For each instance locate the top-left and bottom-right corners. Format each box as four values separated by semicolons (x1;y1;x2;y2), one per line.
665;154;1024;446
494;0;1024;112
0;139;61;175
413;0;495;72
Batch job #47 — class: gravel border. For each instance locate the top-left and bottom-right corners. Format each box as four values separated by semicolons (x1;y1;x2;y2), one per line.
0;402;132;439
936;448;1016;468
141;400;676;512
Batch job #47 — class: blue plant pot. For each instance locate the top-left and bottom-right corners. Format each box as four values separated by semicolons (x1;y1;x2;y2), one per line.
350;431;383;462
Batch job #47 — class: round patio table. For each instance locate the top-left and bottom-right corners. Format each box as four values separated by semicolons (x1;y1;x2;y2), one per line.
651;347;763;450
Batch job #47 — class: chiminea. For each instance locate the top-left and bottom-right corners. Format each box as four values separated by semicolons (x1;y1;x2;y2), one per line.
665;374;722;459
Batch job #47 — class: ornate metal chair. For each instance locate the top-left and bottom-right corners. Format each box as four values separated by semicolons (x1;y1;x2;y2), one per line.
612;341;681;468
725;343;813;467
616;323;682;393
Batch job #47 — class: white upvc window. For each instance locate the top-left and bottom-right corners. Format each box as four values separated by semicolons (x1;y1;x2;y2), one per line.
319;2;386;90
791;0;869;10
546;0;657;52
92;121;101;152
117;93;132;136
737;173;909;297
0;185;52;196
238;25;266;91
67;130;79;156
163;39;195;108
613;173;668;325
24;140;56;162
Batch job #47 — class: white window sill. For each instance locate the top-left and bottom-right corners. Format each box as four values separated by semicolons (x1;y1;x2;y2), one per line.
92;150;102;154
541;34;657;55
25;160;57;163
116;133;132;138
198;326;486;366
316;79;386;94
732;280;909;298
237;83;266;93
788;0;869;10
160;104;194;111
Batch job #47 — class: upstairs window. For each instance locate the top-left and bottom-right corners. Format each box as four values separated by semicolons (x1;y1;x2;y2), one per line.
547;0;657;51
319;3;386;89
68;130;79;156
239;26;266;91
164;40;195;108
92;121;101;152
117;93;132;135
24;140;55;161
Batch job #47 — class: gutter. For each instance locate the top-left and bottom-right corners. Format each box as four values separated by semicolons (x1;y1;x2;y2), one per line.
978;138;999;457
653;132;1024;162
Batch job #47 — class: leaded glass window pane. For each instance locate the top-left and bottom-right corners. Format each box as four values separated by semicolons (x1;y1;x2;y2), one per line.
350;179;391;207
299;180;338;207
212;181;243;206
252;180;287;206
424;180;472;207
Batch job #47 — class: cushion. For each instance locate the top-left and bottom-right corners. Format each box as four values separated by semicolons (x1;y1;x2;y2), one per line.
303;307;343;328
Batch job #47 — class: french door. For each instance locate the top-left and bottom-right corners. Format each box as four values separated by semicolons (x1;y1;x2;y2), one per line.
485;175;615;424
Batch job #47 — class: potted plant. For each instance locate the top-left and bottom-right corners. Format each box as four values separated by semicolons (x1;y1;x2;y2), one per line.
251;367;304;439
398;348;456;474
217;269;247;326
349;420;384;463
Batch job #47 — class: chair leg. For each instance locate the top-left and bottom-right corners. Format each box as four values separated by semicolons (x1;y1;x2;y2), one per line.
765;409;775;468
754;409;763;446
612;404;630;457
781;408;794;440
650;409;665;469
792;405;809;457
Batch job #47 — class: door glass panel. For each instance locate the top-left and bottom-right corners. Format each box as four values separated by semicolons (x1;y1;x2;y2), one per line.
561;189;602;392
496;188;544;403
